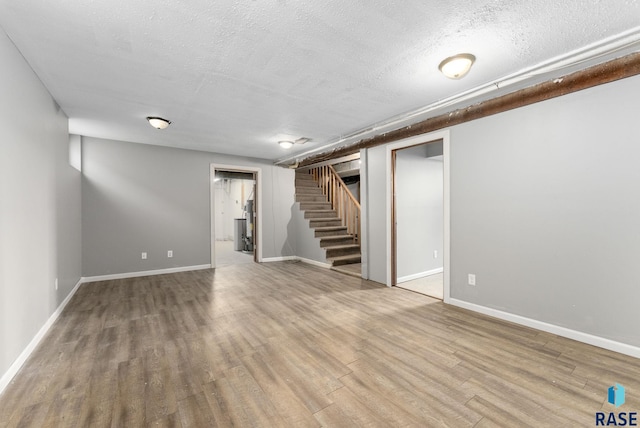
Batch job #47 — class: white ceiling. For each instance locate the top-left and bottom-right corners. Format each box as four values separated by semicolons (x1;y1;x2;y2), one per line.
1;1;639;161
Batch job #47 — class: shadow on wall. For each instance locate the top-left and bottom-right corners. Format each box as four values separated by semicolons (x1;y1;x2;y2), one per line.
280;204;298;259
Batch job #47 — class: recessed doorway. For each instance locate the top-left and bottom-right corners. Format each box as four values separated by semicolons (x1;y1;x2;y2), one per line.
210;164;262;268
385;130;450;302
392;142;444;299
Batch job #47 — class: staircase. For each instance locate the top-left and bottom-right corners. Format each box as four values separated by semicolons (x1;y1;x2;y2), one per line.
295;170;361;267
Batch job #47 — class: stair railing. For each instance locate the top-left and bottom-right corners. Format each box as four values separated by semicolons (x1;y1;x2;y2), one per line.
307;165;361;243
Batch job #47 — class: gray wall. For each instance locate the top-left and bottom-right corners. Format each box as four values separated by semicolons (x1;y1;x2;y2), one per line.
450;74;640;347
0;28;81;380
363;73;640;348
396;145;443;281
81;137;295;277
346;182;360;202
288;203;328;264
363;145;388;284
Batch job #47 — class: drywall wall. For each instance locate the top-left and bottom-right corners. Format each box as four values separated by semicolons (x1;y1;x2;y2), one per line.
288;203;328;264
346;182;360;202
363;144;388;284
450;74;640;347
395;145;443;281
81;137;295;277
363;73;640;348
0;28;81;384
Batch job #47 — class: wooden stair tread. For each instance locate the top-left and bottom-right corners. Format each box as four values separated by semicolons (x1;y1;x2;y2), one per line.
323;244;360;250
296;188;320;192
320;235;354;241
309;220;342;227
298;205;333;211
328;254;362;263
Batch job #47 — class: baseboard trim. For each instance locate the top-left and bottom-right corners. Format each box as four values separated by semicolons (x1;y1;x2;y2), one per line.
261;256;298;263
297;257;332;269
397;267;443;284
81;264;212;283
261;256;332;269
448;298;640;359
0;278;83;396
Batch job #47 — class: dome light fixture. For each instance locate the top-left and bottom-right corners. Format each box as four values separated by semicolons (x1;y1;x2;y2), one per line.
438;53;476;79
278;140;294;149
146;116;171;129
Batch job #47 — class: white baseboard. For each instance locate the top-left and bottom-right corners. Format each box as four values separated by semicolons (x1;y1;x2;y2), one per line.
261;256;332;269
81;264;212;283
0;278;83;395
261;256;298;263
397;267;443;284
448;298;640;359
298;257;332;269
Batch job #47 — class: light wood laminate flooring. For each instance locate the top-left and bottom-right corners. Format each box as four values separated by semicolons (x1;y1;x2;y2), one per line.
214;240;254;267
0;261;638;427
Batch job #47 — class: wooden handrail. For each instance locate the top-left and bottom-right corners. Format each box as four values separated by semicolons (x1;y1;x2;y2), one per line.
328;165;360;209
306;165;361;243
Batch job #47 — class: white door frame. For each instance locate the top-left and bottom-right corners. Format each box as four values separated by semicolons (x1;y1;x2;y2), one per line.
210;163;263;268
385;130;451;303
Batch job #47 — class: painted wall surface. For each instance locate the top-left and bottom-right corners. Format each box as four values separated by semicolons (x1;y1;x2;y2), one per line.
363;145;388;284
450;74;640;347
346;182;360;202
82;137;295;276
288;203;327;264
0;29;81;380
396;145;443;281
363;73;640;348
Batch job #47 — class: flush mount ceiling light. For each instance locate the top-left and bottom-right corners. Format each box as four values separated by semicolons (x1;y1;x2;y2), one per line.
438;53;476;79
146;116;171;129
278;137;310;149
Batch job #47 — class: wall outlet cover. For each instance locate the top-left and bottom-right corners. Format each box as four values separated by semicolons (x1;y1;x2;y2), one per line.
468;274;476;286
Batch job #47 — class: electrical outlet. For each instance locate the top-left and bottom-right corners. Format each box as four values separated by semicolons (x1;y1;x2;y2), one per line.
468;274;476;286
54;278;58;291
433;250;438;259
167;250;173;258
141;252;147;260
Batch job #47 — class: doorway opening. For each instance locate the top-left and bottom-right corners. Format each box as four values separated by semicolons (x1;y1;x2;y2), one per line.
386;130;450;301
210;164;261;268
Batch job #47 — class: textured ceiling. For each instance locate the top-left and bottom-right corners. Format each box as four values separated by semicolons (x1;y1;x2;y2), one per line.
1;1;639;161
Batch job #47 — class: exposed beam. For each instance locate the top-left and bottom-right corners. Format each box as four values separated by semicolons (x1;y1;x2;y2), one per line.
298;52;640;168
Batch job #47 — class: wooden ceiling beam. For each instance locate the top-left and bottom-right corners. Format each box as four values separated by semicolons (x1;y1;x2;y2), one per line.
298;52;640;168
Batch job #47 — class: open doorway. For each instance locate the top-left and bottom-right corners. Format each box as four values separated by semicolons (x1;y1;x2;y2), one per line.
210;164;261;268
392;141;444;299
384;130;449;300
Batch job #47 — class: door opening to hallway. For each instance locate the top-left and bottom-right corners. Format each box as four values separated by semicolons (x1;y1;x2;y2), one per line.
392;140;444;299
211;168;257;268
